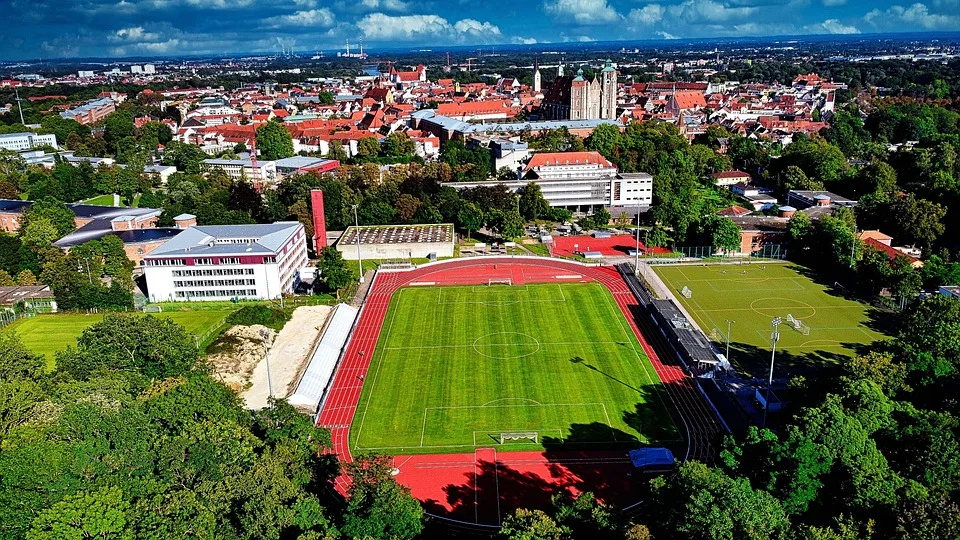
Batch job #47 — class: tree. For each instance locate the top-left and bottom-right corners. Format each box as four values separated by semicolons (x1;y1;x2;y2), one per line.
325;141;348;162
21;197;76;237
0;332;45;381
394;194;421;223
356;137;381;160
457;201;483;238
887;194;946;252
19;217;60;250
500;509;567;540
648;461;790;540
26;486;132;540
491;208;524;239
56;314;200;380
518;182;549;221
255;121;294;161
316;246;352;298
382;132;415;158
592;207;612;228
342;454;423;540
317;91;335;105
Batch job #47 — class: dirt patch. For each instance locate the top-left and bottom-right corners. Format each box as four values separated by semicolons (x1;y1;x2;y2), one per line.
206;324;275;393
243;305;333;410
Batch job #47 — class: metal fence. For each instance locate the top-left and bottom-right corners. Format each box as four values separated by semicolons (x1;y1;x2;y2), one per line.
644;244;787;264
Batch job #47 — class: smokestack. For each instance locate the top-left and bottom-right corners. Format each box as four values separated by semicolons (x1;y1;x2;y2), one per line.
311;190;327;252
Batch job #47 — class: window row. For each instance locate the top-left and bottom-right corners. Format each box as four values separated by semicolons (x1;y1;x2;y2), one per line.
172;268;255;277
173;279;257;288
174;289;257;299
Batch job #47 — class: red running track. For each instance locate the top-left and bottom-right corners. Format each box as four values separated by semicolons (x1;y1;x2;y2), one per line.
316;257;723;526
550;234;673;258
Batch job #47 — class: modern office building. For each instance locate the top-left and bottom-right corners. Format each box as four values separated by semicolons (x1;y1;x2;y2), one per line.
202;158;277;186
59;98;115;125
442;151;653;214
0;132;58;151
143;222;308;302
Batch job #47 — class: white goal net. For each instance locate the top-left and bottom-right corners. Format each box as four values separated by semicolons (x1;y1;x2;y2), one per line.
681;286;692;299
500;431;538;445
488;278;513;286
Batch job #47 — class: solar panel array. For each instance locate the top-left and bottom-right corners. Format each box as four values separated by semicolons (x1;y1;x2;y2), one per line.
341;224;454;245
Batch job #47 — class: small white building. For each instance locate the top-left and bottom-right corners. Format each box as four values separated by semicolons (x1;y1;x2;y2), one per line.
0;132;58;151
144;222;308;302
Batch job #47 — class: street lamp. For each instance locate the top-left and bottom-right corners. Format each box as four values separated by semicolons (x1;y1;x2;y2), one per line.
351;204;364;284
762;316;782;428
259;328;274;400
725;319;735;363
77;258;92;284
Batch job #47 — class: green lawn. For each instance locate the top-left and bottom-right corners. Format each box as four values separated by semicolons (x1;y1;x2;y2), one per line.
5;310;235;369
81;194;116;206
653;263;887;377
350;283;680;455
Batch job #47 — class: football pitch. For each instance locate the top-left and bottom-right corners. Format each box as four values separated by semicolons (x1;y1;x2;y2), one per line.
653;263;885;376
349;282;681;454
5;311;234;369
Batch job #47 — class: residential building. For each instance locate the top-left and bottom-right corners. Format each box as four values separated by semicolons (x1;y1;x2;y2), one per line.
0;132;58;151
59;98;115;125
0;286;57;313
202;158;277;186
410;109;622;143
143;222;308;302
711;170;751;186
786;190;856;210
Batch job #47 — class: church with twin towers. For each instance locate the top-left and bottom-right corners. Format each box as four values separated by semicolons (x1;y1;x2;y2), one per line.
538;60;618;121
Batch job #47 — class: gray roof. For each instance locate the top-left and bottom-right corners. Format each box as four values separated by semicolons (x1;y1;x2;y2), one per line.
274;156;328;169
147;222;302;258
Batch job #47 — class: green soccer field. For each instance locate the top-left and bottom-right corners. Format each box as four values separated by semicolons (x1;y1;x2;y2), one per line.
653;263;886;376
5;310;234;369
349;282;681;455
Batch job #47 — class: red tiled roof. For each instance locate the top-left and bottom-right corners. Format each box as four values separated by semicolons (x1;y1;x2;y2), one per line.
712;170;751;179
524;151;614;172
864;237;919;264
671;91;706;110
717;205;752;217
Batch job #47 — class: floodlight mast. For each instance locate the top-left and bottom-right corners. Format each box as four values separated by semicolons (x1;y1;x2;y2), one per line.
762;317;782;428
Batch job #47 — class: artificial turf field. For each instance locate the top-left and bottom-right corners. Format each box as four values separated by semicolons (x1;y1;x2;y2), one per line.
653;263;885;376
349;282;681;455
5;311;234;368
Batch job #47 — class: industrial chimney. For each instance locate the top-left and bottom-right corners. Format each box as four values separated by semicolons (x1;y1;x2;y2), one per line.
310;190;327;252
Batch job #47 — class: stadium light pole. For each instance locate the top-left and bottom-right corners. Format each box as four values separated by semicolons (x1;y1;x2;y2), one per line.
725;319;735;362
259;328;274;400
351;204;364;284
763;316;782;429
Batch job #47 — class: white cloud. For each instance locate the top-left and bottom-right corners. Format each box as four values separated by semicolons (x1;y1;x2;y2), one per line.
512;36;538;44
357;13;501;42
667;0;759;23
821;0;847;5
543;0;621;25
865;3;960;30
657;31;678;39
808;18;859;33
578;35;596;41
359;0;409;11
110;27;159;42
627;4;664;25
264;8;335;27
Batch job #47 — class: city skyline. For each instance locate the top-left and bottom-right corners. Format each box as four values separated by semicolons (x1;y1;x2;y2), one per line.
4;0;960;61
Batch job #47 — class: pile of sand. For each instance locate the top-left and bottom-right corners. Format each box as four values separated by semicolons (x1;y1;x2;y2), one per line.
206;324;276;393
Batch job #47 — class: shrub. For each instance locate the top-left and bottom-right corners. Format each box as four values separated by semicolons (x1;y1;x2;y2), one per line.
225;305;290;330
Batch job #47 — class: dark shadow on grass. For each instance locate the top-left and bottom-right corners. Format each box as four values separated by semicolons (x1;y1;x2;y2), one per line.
569;356;642;392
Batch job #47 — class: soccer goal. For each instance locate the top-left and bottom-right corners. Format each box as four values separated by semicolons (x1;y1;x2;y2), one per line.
500;431;538;445
488;278;513;286
786;314;811;336
681;286;693;299
142;305;162;313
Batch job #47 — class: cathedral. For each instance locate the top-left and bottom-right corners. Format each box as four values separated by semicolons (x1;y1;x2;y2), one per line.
539;61;618;121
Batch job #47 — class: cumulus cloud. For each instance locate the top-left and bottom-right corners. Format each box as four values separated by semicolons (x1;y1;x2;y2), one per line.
359;0;409;11
865;3;960;30
543;0;621;25
110;26;161;42
264;8;335;27
628;4;665;25
667;0;759;23
512;36;538;44
357;13;501;42
808;18;859;33
821;0;847;5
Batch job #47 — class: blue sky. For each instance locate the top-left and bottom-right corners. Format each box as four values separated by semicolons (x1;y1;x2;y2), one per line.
3;0;959;60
